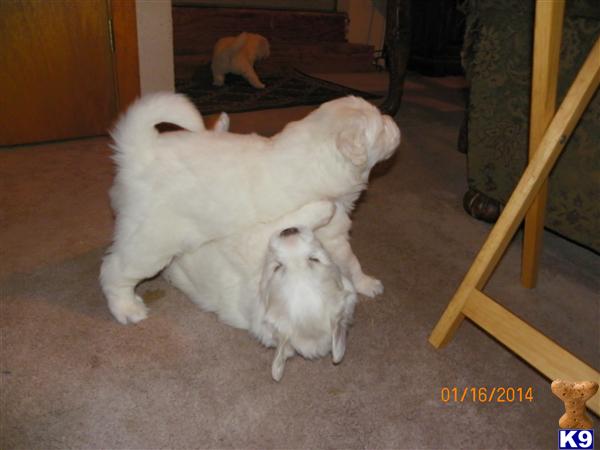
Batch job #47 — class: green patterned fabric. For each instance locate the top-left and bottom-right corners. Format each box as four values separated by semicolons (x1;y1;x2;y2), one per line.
462;0;600;251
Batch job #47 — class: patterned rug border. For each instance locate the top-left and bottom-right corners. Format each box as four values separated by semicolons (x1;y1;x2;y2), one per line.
176;66;382;115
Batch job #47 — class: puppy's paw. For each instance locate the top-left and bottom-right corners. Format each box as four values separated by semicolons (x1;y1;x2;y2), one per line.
309;200;336;227
109;295;148;325
355;275;384;298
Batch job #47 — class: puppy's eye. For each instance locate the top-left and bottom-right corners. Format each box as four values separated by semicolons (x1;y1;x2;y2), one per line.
273;263;282;273
308;257;320;263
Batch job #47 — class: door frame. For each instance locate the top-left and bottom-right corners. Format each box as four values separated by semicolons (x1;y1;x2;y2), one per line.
111;0;140;112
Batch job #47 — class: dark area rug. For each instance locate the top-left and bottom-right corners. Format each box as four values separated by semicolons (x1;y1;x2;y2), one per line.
175;65;380;115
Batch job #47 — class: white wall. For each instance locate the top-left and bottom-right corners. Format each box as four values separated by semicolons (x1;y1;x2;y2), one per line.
136;0;175;94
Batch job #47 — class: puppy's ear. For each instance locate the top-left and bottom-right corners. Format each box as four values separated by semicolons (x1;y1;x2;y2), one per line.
336;127;368;167
259;246;282;305
272;337;293;381
331;318;347;364
213;112;229;132
332;284;357;364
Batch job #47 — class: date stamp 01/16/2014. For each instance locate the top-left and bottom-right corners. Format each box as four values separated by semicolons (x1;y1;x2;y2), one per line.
440;386;534;403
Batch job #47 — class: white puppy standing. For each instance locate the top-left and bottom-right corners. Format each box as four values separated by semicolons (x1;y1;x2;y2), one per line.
100;93;400;325
211;32;270;89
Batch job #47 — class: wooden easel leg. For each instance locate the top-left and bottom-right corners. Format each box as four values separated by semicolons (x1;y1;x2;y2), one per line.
463;289;600;414
521;0;565;289
428;290;467;348
430;36;600;349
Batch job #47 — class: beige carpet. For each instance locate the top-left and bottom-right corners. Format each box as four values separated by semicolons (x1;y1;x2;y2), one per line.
1;73;598;449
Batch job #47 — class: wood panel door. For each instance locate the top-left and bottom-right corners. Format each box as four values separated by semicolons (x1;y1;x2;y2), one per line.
0;0;119;146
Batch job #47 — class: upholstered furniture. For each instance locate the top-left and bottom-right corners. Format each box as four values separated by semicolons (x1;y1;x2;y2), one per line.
461;0;600;252
431;0;600;415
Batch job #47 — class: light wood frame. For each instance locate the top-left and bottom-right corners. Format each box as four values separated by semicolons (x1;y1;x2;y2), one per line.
429;0;600;415
521;0;565;288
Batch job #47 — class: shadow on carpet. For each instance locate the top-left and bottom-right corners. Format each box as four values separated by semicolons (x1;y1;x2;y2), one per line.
175;65;380;115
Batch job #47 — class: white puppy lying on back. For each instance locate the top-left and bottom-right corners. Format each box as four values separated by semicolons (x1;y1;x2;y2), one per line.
211;32;270;89
100;93;400;325
165;201;357;381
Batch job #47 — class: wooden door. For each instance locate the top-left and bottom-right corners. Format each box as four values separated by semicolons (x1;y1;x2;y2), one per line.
0;0;118;146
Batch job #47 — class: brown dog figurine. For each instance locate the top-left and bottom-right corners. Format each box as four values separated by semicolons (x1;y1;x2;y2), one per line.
551;380;598;429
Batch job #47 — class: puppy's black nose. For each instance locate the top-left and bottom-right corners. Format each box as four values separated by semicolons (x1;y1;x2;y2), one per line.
280;227;299;237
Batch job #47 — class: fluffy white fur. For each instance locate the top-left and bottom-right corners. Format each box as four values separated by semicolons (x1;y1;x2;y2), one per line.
165;201;356;381
261;223;357;381
211;32;270;89
100;92;400;325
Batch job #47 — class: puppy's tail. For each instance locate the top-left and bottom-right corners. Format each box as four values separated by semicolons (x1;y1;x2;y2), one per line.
111;92;204;159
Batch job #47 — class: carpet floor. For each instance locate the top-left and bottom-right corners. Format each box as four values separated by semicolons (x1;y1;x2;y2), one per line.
1;73;598;449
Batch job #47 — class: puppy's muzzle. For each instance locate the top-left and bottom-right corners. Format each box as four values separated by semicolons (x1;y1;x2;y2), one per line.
280;227;299;237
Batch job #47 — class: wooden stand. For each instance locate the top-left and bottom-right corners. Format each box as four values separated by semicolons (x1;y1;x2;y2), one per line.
521;0;564;288
428;0;600;415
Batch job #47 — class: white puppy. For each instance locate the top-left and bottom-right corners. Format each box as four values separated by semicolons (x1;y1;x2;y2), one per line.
211;32;270;89
100;92;400;325
191;109;384;298
261;224;357;381
165;201;356;381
